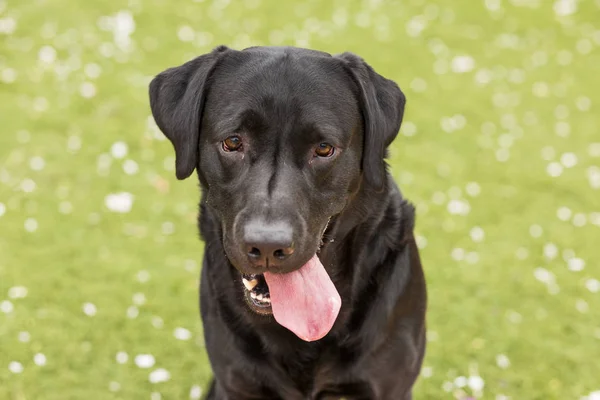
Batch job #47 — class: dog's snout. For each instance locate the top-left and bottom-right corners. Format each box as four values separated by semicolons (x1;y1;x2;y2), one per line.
244;220;295;267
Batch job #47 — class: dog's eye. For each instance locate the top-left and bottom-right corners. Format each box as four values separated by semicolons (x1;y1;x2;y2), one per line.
315;143;335;158
222;136;242;152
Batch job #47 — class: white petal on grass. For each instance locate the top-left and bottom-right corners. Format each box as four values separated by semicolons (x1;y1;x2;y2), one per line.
111;141;128;159
465;182;481;197
442;381;453;392
84;63;102;79
454;376;467;388
553;0;577;16
546;162;563;177
149;368;171;383
576;299;589;313
123;159;139;175
567;257;585;271
515;247;529;260
18;331;31;342
465;252;480;264
59;201;73;214
543;243;558;259
585;279;600;293
152;316;164;329
576;39;592;55
415;235;427;249
420;366;433;378
572;213;587;227
451;248;465;261
38;45;57;64
174;327;192;341
134;354;155;368
496;354;510;369
132;292;146;306
105;192;134;213
560;152;577;168
21;179;36;193
451;55;475;73
80;82;97;98
137;270;150;283
557;206;572;221
555;121;571;137
109;381;121;392
178;25;195;42
127;305;139;319
8;286;28;299
0;17;17;34
587;391;600;400
116;351;129;364
29;156;46;171
541;146;555;160
82;302;97;316
8;361;23;374
24;218;38;232
33;353;47;366
577;96;592;112
529;224;543;238
410;77;427;92
468;375;485;391
1;300;14;313
189;385;203;399
588;167;600;189
534;267;555;284
1;67;17;83
401;121;417;137
67;135;82;152
447;200;470;216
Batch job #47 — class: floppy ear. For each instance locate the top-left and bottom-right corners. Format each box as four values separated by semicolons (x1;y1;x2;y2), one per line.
149;45;229;180
335;52;406;192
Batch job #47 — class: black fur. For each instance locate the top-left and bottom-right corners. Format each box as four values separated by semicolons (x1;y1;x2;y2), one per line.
149;46;427;400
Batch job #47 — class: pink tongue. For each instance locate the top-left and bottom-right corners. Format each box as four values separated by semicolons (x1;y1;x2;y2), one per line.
264;255;341;342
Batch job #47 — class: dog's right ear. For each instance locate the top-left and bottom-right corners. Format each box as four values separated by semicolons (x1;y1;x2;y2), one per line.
149;45;229;180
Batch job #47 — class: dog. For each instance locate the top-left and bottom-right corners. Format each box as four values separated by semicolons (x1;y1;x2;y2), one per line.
149;45;427;400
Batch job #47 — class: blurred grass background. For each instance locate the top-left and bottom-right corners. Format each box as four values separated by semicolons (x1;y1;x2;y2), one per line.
1;0;600;398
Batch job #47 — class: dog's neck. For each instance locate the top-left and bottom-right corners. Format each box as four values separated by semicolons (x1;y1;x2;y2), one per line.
317;177;416;340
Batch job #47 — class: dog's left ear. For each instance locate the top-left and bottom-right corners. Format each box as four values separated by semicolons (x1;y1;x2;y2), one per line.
335;52;406;192
149;45;230;180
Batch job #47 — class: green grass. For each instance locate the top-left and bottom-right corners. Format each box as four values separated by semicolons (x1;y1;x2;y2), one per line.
1;0;599;398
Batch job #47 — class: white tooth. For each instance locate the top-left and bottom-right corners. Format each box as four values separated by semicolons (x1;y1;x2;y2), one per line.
250;292;257;299
264;298;271;303
243;278;258;291
257;294;263;301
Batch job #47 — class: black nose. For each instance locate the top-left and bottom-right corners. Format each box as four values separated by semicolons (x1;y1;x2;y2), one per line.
244;220;295;267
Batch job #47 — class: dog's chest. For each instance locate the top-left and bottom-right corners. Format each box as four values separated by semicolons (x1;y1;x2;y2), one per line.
275;355;375;400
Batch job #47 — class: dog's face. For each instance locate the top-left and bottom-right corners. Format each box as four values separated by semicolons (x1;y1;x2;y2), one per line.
198;50;362;276
149;46;405;330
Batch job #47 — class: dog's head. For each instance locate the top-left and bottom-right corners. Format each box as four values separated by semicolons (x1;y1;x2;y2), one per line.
149;46;405;340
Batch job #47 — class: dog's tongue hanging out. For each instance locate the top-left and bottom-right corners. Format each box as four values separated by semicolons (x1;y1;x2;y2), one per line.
264;255;341;342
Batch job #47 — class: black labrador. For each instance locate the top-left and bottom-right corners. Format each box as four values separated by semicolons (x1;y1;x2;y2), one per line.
149;46;427;400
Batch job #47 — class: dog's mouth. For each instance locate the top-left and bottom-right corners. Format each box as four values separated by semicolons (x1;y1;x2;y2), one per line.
235;219;341;342
239;254;341;342
242;273;272;313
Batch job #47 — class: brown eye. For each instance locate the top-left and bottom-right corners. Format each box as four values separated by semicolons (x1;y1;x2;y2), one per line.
222;136;242;152
315;143;335;158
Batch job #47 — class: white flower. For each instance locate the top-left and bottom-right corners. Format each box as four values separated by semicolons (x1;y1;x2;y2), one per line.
135;354;155;368
149;368;171;383
104;192;134;213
